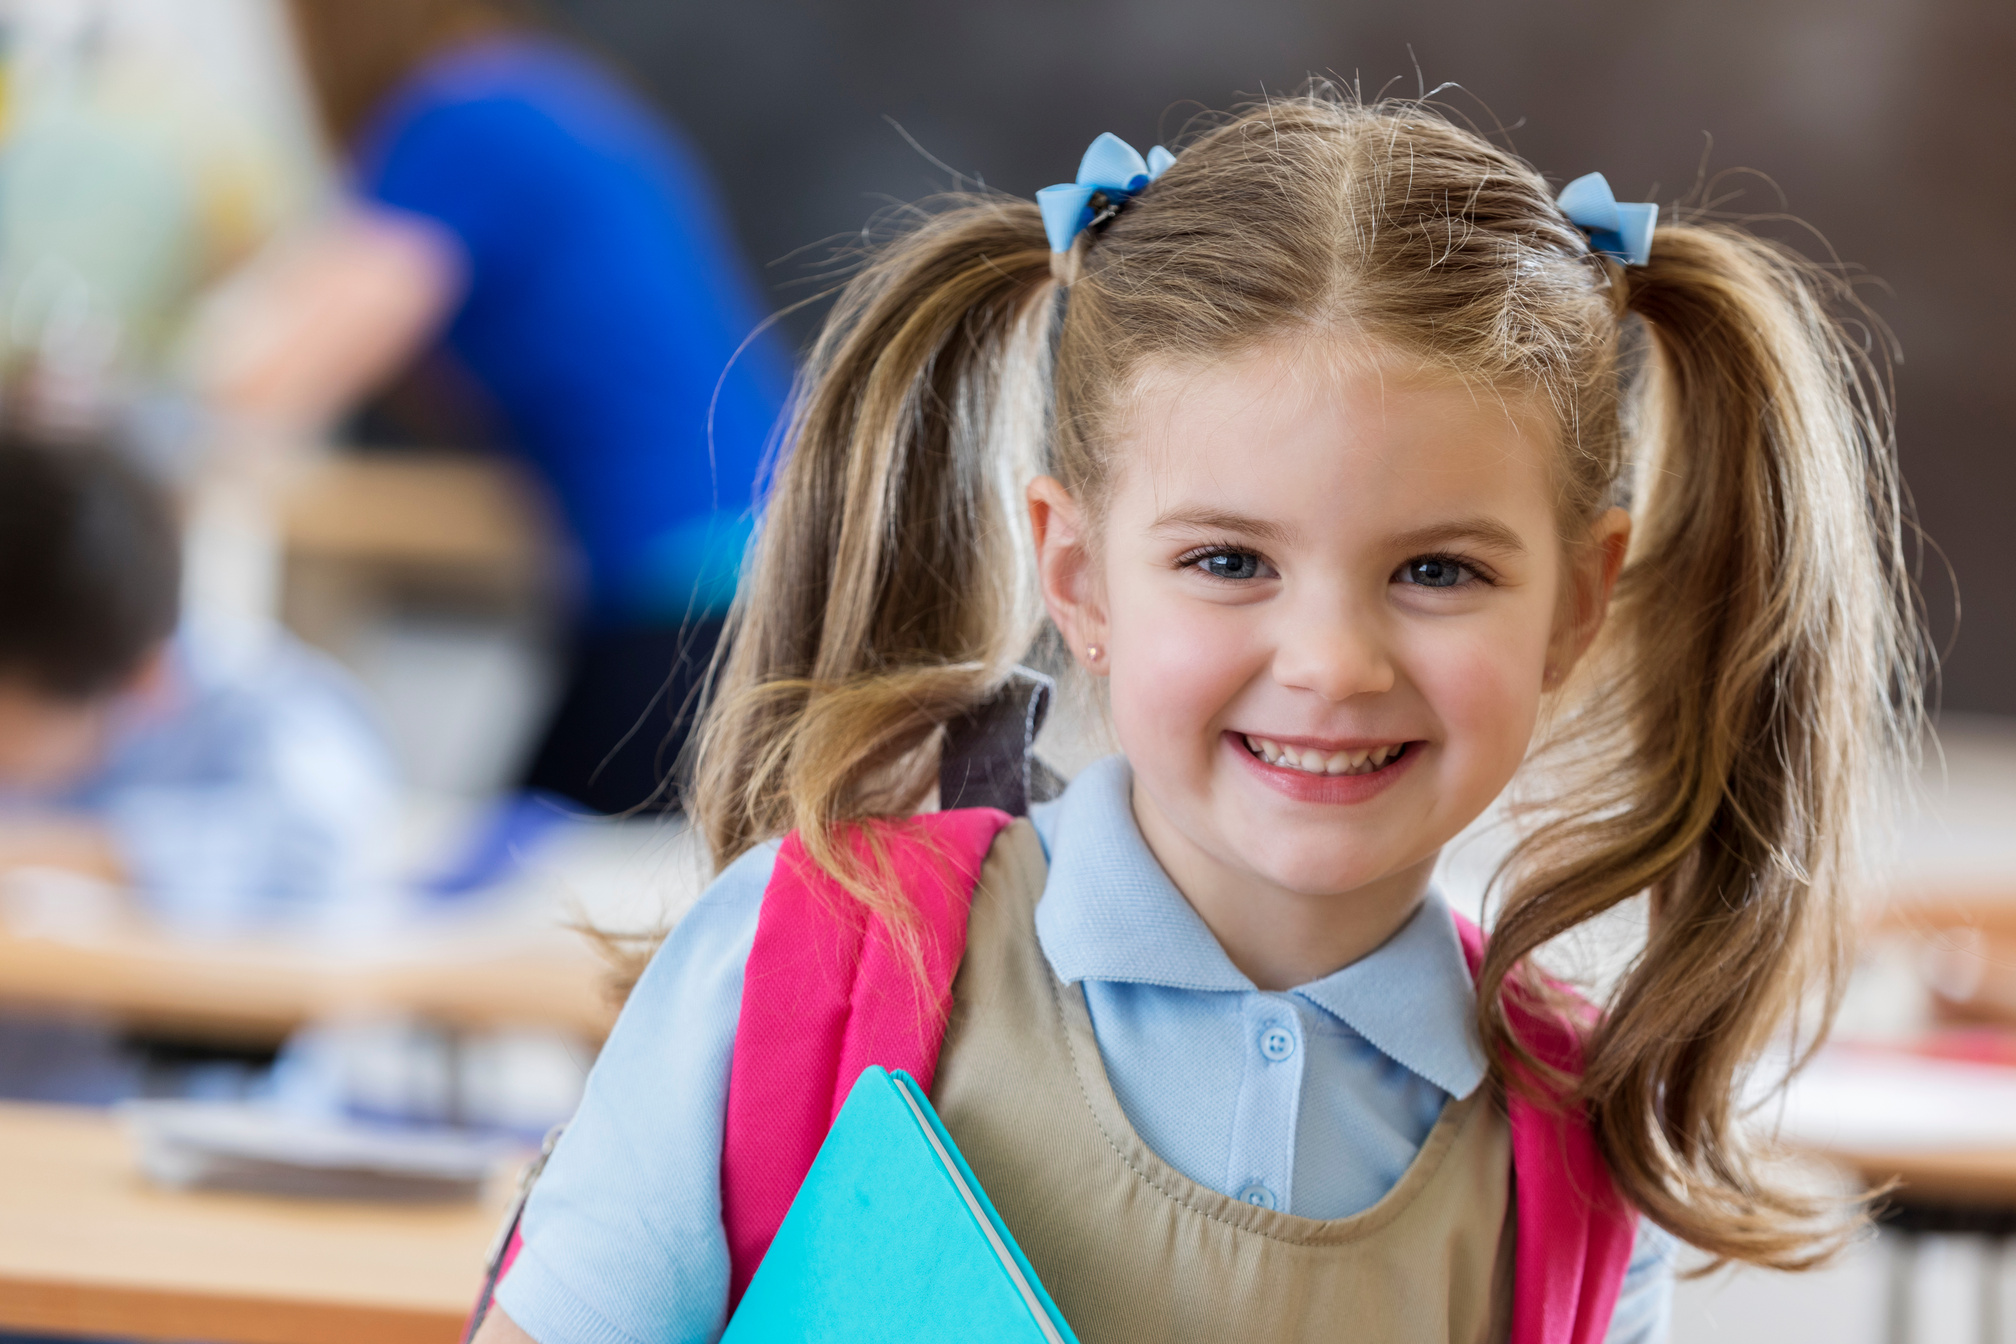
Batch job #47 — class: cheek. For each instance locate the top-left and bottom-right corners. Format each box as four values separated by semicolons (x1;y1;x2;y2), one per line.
1408;603;1553;781
1102;568;1259;753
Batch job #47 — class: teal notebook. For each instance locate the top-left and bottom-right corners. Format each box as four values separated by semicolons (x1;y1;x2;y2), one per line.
721;1066;1079;1343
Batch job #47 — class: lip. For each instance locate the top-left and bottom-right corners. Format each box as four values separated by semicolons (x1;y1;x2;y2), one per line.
1225;729;1422;805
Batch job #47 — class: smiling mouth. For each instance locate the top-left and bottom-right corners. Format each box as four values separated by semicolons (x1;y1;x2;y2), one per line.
1241;735;1410;777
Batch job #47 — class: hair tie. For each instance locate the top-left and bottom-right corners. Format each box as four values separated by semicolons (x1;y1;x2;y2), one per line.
1035;133;1176;260
1557;173;1657;266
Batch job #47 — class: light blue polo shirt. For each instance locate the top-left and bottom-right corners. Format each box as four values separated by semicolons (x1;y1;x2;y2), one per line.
498;755;1675;1344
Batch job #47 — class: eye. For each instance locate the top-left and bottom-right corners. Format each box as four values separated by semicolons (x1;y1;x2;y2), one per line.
1204;551;1264;580
1394;555;1477;589
1180;547;1276;581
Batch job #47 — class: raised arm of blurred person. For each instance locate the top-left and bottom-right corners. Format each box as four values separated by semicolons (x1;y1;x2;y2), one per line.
185;206;463;439
184;0;506;437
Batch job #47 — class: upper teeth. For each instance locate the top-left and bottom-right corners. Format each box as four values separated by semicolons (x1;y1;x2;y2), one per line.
1243;736;1404;776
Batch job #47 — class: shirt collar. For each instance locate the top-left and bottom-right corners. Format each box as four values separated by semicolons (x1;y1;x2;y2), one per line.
1032;754;1488;1099
1292;894;1488;1098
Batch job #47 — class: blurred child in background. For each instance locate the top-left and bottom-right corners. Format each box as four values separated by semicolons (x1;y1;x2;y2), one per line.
0;425;396;934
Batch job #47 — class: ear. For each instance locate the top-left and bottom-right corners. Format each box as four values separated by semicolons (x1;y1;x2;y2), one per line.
1027;475;1109;675
1545;506;1630;690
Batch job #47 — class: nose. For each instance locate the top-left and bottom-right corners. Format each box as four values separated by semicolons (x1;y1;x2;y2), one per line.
1269;594;1395;703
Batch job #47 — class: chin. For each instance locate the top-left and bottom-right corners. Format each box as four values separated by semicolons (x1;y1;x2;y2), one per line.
1238;837;1406;899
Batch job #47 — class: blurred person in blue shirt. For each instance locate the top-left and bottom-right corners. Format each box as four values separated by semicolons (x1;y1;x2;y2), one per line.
202;0;792;815
0;427;396;934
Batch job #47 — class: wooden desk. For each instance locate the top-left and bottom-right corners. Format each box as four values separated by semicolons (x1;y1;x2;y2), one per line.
0;807;692;1047
281;451;550;580
0;920;617;1046
1822;1146;2016;1209
0;1102;507;1344
277;449;558;654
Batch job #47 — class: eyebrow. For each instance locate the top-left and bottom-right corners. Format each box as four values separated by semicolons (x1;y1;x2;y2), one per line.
1386;517;1530;556
1149;509;1529;556
1148;508;1294;544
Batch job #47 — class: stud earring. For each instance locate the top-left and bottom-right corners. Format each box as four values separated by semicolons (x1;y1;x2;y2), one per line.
1085;643;1104;664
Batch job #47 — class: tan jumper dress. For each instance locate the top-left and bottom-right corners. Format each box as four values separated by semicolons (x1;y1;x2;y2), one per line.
930;819;1516;1344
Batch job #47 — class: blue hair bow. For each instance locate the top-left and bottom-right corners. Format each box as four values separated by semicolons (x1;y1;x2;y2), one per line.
1035;133;1177;254
1556;173;1657;266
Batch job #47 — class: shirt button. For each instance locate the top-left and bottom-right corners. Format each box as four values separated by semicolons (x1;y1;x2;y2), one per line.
1258;1024;1297;1062
1236;1182;1277;1210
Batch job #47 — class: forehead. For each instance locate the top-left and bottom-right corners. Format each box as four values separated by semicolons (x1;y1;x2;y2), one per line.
1107;338;1561;525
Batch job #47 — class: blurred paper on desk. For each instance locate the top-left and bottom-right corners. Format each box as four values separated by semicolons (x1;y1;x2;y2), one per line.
1776;1046;2016;1152
122;1099;506;1202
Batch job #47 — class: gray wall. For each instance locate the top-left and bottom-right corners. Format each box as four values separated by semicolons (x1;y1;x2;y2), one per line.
554;0;2015;715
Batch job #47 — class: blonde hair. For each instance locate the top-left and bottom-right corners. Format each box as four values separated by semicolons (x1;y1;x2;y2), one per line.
691;92;1923;1267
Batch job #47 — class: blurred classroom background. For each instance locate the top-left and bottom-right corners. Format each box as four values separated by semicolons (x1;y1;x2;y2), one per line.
0;0;2009;1341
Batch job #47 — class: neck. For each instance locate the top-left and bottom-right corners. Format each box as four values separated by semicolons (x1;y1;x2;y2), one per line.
1130;779;1437;991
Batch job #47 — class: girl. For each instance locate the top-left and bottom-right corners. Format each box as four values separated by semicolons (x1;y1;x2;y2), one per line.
473;92;1920;1344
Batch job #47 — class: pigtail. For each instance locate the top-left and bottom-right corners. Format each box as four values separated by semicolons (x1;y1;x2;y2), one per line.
690;197;1059;922
1482;222;1922;1265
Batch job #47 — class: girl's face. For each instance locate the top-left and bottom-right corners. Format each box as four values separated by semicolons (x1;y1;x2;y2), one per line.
1032;338;1625;976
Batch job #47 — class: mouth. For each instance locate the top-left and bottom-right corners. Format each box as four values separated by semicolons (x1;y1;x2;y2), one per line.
1240;734;1410;777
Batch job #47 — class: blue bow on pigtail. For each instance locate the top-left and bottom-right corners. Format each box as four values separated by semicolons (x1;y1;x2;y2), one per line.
1556;173;1657;266
1036;133;1177;254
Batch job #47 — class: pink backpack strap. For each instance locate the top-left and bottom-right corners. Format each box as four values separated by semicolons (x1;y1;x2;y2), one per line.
1453;914;1639;1344
721;806;1014;1304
